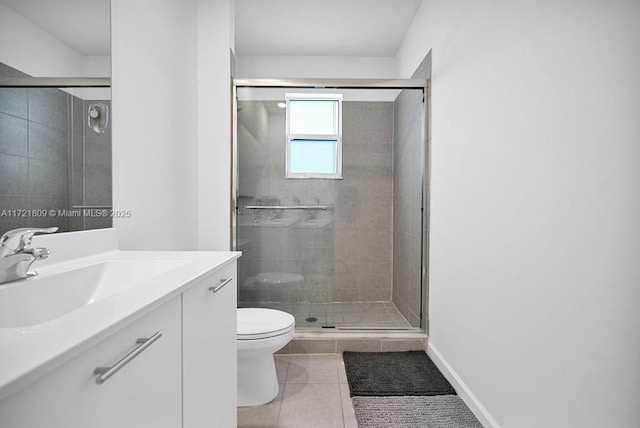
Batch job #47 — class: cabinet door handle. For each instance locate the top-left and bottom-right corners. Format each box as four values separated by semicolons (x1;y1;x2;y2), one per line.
93;331;163;385
208;277;233;293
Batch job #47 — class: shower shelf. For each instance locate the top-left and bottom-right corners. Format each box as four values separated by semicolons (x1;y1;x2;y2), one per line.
243;205;329;210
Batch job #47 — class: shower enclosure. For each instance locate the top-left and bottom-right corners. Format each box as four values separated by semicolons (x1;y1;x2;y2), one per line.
0;62;112;235
233;79;428;331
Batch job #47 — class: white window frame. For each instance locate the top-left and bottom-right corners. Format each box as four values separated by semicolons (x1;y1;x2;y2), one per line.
285;93;343;179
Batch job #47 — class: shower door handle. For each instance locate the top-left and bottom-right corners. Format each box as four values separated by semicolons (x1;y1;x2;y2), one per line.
209;277;233;293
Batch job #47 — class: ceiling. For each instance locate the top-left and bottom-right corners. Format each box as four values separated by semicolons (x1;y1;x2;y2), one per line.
235;0;422;57
1;0;422;58
0;0;110;56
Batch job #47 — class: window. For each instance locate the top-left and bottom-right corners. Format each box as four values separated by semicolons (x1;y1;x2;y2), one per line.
285;93;343;179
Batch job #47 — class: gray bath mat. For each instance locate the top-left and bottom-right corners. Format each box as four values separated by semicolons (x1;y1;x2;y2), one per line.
343;351;456;396
352;395;483;428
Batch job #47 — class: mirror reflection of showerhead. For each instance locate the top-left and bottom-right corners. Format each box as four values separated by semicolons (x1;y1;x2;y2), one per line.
88;103;109;134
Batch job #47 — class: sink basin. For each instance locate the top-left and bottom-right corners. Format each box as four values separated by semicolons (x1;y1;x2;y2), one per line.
0;260;186;328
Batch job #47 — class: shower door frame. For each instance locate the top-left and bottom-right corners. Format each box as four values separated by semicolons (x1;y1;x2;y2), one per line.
0;77;111;88
231;78;430;334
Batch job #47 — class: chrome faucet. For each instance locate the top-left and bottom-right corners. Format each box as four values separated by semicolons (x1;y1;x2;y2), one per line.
0;227;58;284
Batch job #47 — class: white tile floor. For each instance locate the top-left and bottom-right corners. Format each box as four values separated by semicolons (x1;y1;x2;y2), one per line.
237;354;357;428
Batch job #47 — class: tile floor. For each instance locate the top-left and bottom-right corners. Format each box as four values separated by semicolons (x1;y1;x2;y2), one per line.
237;354;357;428
239;301;412;329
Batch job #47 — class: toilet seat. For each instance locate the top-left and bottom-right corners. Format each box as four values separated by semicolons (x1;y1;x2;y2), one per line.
237;308;295;340
237;308;295;406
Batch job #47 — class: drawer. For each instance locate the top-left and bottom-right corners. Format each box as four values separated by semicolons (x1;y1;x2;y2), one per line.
0;297;182;428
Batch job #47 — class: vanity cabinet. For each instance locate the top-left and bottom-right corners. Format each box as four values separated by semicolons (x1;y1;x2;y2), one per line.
0;258;238;428
0;297;182;428
183;261;237;428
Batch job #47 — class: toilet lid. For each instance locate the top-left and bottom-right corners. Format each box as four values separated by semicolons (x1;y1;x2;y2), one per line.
237;308;295;340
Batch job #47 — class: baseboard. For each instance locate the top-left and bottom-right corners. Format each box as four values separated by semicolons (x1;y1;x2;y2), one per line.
427;343;501;428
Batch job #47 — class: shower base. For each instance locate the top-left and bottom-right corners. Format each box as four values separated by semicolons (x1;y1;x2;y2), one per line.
236;300;427;354
237;301;414;329
277;330;427;355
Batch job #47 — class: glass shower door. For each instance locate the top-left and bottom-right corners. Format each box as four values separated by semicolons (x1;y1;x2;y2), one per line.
236;202;336;328
234;84;426;331
235;97;336;327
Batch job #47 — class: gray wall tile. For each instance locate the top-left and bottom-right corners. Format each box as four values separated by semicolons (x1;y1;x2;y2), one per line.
411;52;432;80
28;88;68;129
238;100;394;306
70;132;85;206
392;86;426;328
84;163;112;205
84;133;112;165
0;63;115;234
0;63;28;78
70;96;83;136
84;215;113;230
0;195;29;234
81;99;112;208
28;122;68;162
28;158;67;198
0;65;28;119
0;113;28;156
0;88;28;119
332;289;359;302
0;195;69;233
0;153;28;194
23;196;68;231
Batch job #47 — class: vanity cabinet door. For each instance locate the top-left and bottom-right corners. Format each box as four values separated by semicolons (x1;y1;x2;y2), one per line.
0;297;182;428
183;260;237;428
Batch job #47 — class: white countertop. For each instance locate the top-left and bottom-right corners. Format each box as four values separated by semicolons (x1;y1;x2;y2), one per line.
0;230;240;401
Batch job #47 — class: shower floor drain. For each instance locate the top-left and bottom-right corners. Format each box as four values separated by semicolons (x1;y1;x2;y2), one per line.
305;317;318;323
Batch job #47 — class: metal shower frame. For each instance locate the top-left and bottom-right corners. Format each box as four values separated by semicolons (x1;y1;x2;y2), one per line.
231;77;430;333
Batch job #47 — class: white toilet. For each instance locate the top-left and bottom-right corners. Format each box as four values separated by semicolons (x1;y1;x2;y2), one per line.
237;308;295;406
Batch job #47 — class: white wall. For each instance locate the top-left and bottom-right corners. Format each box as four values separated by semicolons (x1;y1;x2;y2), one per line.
396;1;640;427
80;55;111;100
197;0;235;250
111;0;199;250
236;55;396;78
0;3;110;102
81;55;111;77
111;0;234;251
0;3;83;76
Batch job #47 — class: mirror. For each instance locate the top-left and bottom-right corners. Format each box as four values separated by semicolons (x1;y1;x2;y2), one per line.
0;0;112;236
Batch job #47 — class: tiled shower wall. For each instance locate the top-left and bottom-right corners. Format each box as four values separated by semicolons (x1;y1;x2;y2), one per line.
392;90;423;326
237;101;394;303
0;62;112;235
69;97;112;232
237;101;337;304
0;63;69;234
392;54;431;327
334;102;394;302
